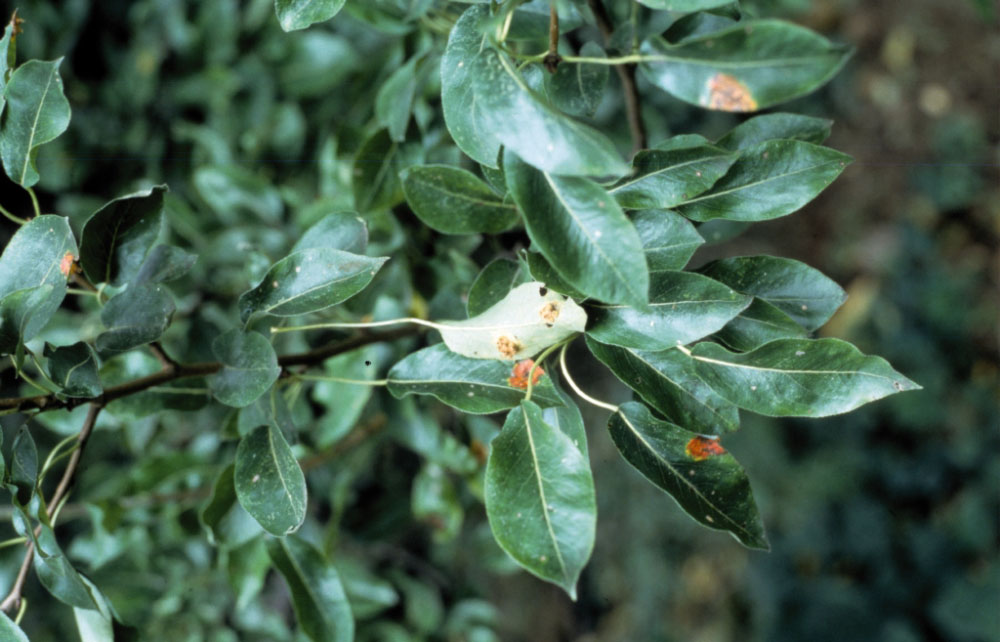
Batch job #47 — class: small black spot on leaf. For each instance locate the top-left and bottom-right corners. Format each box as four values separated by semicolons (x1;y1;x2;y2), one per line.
539;287;548;296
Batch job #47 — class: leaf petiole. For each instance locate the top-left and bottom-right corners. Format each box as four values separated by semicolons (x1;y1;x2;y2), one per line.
558;343;618;412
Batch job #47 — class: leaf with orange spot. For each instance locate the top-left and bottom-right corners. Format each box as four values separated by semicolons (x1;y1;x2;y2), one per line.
59;251;76;278
685;436;726;461
705;73;758;112
507;359;544;389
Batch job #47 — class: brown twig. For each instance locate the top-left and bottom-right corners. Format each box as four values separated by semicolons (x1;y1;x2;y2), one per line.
147;342;178;371
586;0;647;153
543;1;562;73
0;545;33;613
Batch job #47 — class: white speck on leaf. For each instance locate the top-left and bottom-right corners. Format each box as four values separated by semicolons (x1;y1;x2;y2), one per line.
795;350;805;356
750;385;757;391
252;474;260;483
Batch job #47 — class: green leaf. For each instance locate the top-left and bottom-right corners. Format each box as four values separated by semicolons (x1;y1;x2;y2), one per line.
586;270;750;351
388;397;480;475
401;165;519;235
44;342;102;398
412;463;463;541
96;284;175;353
235;424;307;536
690;338;921;417
485;400;596;599
542;384;588;457
275;0;346;31
675;140;851;221
193;165;283;225
73;577;115;642
505;153;648;307
0;58;71;187
609;402;768;549
238;248;387;324
387;343;564;414
292;211;368;255
632;209;704;271
639;20;852;112
523;251;587;300
466;258;527;317
0;285;55;357
353;128;422;212
636;0;734;10
0;612;29;642
132;244;198;286
266;536;354;642
0;23;15;118
376;55;420;142
311;345;378;448
544;42;608;119
200;463;263;547
713;298;807;351
698;255;847;330
210;330;281;408
609;145;737;210
10;426;37;503
79;185;167;286
437;282;586;361
716;112;833;150
586;338;739;434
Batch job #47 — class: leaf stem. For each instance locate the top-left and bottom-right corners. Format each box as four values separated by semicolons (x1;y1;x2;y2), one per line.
291;374;388;386
0;202;28;225
25;187;41;219
558;343;618;412
524;338;572;402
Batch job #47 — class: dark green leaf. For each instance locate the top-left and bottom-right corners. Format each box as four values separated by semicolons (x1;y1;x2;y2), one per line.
311;345;378;447
523;251;587;300
698;255;846;330
637;0;734;10
401;165;519;235
337;559;398;620
690;338;921;417
210;330;281;408
609;402;768;549
266;536;354;642
132;244;198;285
714;298;808;351
73;577;115;642
505;152;648;307
485;401;595;598
387;343;564;414
586;270;750;350
44;342;102;398
388;397;480;475
239;248;387;324
79;185;167;286
640;20;852;112
544;42;608;119
0;285;55;357
586;337;739;434
200;463;263;547
675;140;851;221
235;424;307;536
96;284;175;353
193;165;283;225
716;112;833;150
412;463;463;541
11;426;37;503
610;145;737;210
0;58;71;187
353;128;422;212
376;55;420;142
292;212;368;255
467;258;527;317
0;23;16;118
632;209;704;271
542;384;588;456
275;0;346;32
0;612;29;641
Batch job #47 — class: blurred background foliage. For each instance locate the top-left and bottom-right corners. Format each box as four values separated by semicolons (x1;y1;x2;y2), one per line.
0;0;996;640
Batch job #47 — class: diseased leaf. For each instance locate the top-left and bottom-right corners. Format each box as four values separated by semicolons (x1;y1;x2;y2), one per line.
610;144;737;210
467;258;527;317
79;185;167;286
632;210;704;271
275;0;347;32
0;58;71;187
485;401;596;598
690;338;921;417
505;153;648;307
716;112;833;150
44;342;102;398
292;211;368;255
401;165;519;235
96;284;175;353
387;343;564;414
640;20;852;112
586;270;750;351
609;402;768;549
235;424;307;535
675;140;851;222
267;537;354;642
714;298;808;351
544;42;608;119
586;337;739;435
437;282;587;361
210;330;281;408
239;248;387;324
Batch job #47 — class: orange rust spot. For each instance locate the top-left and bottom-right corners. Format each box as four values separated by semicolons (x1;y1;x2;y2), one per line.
469;439;489;465
508;359;544;389
9;10;24;37
685;436;726;461
59;251;77;278
539;301;561;324
496;335;522;359
705;73;758;112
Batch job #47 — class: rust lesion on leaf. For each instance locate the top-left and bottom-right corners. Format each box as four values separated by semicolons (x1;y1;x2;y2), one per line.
704;73;758;112
539;300;561;324
496;335;523;359
59;251;77;278
685;435;726;461
507;359;543;389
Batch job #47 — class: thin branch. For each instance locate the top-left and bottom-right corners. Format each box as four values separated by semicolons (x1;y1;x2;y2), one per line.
0;549;33;613
586;0;647;153
49;404;102;510
25;188;41;220
0;202;28;226
543;1;562;73
147;342;178;371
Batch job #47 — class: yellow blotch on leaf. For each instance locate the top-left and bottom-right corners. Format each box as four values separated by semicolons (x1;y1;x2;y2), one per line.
705;73;758;112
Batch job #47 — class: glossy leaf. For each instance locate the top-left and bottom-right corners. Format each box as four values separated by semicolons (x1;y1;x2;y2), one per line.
505;153;648;307
44;342;102;398
10;426;37;503
132;244;198;285
79;185;167;286
640;20;852;112
267;536;354;642
275;0;346;32
632;209;704;271
387;343;564;414
675;140;851;221
542;384;588;456
0;58;71;187
485;401;596;598
586;338;739;434
714;298;807;351
238;248;387;323
523;251;587;300
544;42;608;119
610;144;737;210
235;424;307;535
96;284;175;353
466;258;526;317
210;330;281;408
0;612;29;642
438;282;587;360
690;338;921;417
609;402;768;548
0;285;54;357
292;212;368;255
586;270;750;350
401;165;519;235
200;463;263;547
698;255;847;330
716;112;833;150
